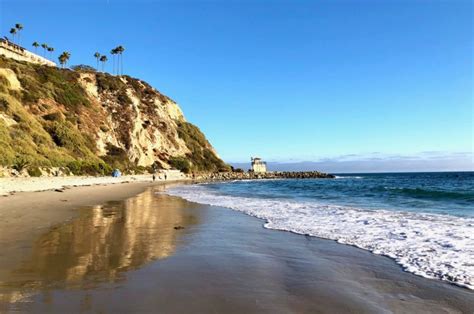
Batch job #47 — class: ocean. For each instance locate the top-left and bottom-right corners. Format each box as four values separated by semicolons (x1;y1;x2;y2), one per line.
167;172;474;289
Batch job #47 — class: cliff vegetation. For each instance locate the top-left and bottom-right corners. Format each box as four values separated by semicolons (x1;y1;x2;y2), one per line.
0;56;228;176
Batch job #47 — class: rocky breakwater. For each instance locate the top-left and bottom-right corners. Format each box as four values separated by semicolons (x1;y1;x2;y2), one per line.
196;171;335;181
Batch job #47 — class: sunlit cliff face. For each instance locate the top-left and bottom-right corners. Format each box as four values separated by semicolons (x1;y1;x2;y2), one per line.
0;189;200;306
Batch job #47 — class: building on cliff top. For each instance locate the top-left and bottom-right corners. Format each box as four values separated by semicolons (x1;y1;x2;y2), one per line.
251;157;267;173
0;39;56;67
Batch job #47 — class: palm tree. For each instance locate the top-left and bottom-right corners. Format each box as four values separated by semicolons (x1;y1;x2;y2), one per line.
58;51;71;68
9;28;17;43
64;52;71;65
58;54;67;68
47;47;54;60
116;45;125;75
94;52;101;71
41;43;48;57
15;24;23;44
32;41;40;53
110;48;117;75
120;45;125;75
99;55;108;72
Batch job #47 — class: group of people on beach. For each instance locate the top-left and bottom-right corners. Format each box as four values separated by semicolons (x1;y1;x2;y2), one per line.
152;173;167;182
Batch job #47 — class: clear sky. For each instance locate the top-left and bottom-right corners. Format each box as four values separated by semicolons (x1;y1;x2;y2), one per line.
1;0;472;171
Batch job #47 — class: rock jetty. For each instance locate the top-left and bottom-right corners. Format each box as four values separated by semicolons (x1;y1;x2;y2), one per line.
194;171;335;181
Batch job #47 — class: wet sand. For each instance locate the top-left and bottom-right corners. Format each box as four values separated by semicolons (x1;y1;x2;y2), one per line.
0;184;473;313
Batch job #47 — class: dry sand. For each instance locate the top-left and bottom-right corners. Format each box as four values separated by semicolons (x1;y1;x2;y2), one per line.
0;171;187;196
0;182;473;313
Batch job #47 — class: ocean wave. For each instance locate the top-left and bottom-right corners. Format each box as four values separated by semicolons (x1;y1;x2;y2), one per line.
166;184;474;290
334;175;363;179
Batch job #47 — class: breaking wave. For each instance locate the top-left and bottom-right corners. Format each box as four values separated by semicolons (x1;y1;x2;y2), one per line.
166;184;474;290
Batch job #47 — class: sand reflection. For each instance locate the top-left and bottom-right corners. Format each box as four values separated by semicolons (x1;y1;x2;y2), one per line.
0;189;198;305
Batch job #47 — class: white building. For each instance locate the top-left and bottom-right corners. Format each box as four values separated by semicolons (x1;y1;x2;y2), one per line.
251;157;267;173
0;39;56;67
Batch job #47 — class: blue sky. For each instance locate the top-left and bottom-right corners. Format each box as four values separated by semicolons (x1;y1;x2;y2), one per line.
1;0;472;171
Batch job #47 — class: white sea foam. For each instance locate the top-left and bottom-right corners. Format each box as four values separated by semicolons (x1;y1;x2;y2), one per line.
166;184;474;290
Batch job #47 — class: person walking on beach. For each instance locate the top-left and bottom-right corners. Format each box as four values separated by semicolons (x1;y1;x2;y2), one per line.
152;174;156;182
164;173;167;180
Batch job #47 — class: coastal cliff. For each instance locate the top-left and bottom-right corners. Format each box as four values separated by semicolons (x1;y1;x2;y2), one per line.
0;56;228;176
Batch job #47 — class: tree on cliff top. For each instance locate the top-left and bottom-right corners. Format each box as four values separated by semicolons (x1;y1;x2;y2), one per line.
115;45;125;75
47;47;54;60
32;41;39;53
93;52;101;71
9;28;16;43
15;24;23;44
99;55;108;72
110;48;118;75
41;43;48;57
58;51;71;68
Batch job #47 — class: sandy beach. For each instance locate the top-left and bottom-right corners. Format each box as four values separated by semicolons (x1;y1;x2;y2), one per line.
1;1;471;313
0;182;473;313
0;171;187;196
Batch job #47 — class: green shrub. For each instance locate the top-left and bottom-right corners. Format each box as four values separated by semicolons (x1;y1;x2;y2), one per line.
67;160;112;176
43;120;96;157
100;144;133;171
96;73;124;92
82;133;98;153
71;64;96;72
54;84;90;109
66;160;82;175
176;121;228;172
42;112;63;121
169;156;191;174
27;166;42;177
12;155;29;171
81;161;111;176
5;58;90;110
133;165;147;174
95;73;133;105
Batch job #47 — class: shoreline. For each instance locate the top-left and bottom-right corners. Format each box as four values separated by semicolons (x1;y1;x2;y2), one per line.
1;181;473;312
166;180;474;291
0;170;336;197
232;209;474;291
